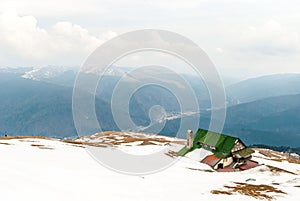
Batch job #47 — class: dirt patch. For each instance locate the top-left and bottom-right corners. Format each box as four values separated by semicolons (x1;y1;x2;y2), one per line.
165;150;179;158
19;140;36;142
286;158;300;164
31;144;54;150
139;141;156;146
211;190;232;195
112;135;171;145
256;149;285;159
0;142;11;145
266;165;297;175
222;182;286;200
187;167;214;173
79;132;174;147
62;140;106;147
255;148;300;164
70;145;86;148
0;136;51;140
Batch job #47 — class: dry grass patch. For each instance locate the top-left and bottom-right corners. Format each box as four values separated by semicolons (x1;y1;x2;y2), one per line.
255;148;300;164
286;158;300;164
266;165;297;175
139;141;156;146
165;150;179;158
95;132;172;146
211;190;232;195
71;131;187;150
114;136;170;145
62;140;106;147
256;149;285;158
0;136;51;140
31;144;54;150
19;140;36;142
223;182;286;200
187;167;214;173
0;142;11;145
76;131;185;148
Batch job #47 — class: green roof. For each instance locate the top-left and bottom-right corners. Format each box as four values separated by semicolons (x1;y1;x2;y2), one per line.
177;146;191;156
193;128;239;158
232;148;254;158
177;128;253;159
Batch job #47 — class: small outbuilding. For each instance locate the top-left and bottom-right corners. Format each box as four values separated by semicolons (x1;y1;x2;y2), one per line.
178;128;256;171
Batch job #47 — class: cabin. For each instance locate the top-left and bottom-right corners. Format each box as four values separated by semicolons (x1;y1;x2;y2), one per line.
178;128;256;171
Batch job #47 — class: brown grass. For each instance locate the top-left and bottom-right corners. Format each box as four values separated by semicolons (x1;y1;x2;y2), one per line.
31;144;54;150
165;150;179;158
62;140;86;145
211;190;232;195
0;142;11;145
62;140;106;147
89;131;187;146
0;136;50;140
139;141;156;146
187;167;214;173
19;140;36;142
256;149;285;158
255;148;300;164
0;132;184;149
222;182;286;200
266;165;297;175
89;132;173;146
286;158;300;164
114;136;170;145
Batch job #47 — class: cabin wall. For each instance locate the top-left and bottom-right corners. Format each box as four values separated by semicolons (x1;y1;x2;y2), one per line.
213;157;233;169
223;157;233;167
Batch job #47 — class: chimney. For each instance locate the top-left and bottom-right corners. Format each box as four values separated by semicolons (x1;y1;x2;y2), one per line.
186;130;193;150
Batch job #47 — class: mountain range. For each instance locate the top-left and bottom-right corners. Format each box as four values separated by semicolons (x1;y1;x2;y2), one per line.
0;67;299;147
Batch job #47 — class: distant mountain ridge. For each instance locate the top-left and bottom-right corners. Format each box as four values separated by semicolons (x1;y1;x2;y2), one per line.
0;68;299;147
223;93;300;147
226;73;300;105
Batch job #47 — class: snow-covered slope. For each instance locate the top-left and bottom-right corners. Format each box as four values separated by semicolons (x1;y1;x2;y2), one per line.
19;65;132;81
21;66;76;81
0;133;299;201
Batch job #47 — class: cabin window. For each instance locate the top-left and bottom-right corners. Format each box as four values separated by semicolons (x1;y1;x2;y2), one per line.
198;142;216;150
217;163;223;169
232;141;245;152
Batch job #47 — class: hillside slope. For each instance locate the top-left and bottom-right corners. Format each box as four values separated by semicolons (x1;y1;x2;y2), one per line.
0;133;299;201
223;94;300;146
226;74;300;105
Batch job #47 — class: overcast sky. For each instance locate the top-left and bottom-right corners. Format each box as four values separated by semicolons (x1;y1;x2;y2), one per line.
0;0;300;80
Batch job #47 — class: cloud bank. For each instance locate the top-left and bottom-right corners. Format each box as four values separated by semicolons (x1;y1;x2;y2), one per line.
0;10;116;67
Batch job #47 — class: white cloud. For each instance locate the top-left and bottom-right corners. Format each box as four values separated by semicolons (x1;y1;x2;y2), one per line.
239;20;300;56
144;0;205;9
0;10;116;66
1;0;300;78
0;0;108;17
216;48;224;54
